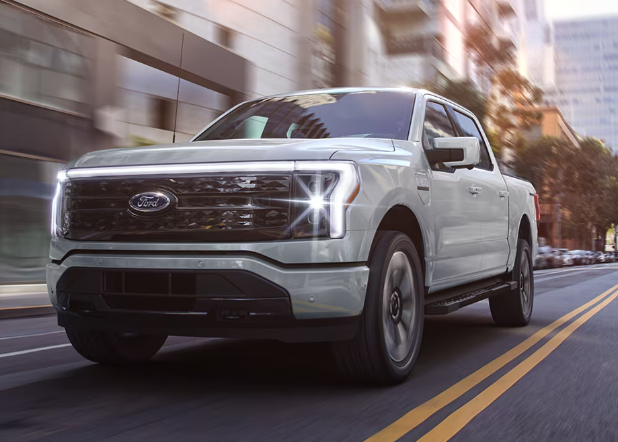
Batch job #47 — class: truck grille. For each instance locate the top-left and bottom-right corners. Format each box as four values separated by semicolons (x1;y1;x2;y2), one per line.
61;175;292;241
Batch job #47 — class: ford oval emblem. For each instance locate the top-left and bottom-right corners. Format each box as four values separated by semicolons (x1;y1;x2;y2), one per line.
129;191;172;214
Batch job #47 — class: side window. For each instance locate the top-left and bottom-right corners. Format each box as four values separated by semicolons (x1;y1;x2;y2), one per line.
423;102;457;150
452;111;492;170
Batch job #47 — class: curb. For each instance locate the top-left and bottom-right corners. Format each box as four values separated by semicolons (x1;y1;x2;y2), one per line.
0;305;55;320
0;284;47;295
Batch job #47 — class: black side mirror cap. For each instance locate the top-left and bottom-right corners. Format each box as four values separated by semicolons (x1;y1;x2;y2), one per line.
425;148;464;164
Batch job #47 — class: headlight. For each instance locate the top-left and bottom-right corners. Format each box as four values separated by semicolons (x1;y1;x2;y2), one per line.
292;161;360;239
51;170;68;239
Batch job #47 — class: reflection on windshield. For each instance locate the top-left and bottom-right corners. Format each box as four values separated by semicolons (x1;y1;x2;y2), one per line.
194;91;415;141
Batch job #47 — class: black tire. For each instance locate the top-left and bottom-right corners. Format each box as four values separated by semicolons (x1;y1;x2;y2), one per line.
490;239;533;327
331;231;424;384
66;328;167;365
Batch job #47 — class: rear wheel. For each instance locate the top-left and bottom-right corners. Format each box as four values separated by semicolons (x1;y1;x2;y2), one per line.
490;239;533;326
331;231;424;384
66;328;167;365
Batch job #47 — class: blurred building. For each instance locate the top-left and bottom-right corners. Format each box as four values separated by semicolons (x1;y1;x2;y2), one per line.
521;106;579;148
0;0;248;284
545;17;618;150
519;0;553;88
376;0;522;91
128;0;383;95
0;0;384;285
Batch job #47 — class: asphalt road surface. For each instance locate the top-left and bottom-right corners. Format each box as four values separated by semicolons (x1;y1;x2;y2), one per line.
3;265;618;441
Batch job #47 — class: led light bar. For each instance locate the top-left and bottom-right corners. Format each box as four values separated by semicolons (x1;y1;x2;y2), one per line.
50;170;68;238
65;162;296;179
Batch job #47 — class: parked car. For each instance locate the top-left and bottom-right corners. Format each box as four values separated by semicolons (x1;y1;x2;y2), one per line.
534;246;553;269
596;252;607;263
534;246;562;269
569;250;586;266
586;251;597;265
549;248;564;268
47;87;539;384
559;249;574;266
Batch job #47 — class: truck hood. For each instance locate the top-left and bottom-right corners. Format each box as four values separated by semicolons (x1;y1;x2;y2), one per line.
69;138;395;169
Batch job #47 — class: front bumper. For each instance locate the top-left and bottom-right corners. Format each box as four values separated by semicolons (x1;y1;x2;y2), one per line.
47;252;369;342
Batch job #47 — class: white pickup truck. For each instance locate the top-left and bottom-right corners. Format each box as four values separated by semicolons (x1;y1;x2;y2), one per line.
48;88;538;384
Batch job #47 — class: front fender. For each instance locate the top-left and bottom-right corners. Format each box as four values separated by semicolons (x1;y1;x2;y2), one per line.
333;145;434;271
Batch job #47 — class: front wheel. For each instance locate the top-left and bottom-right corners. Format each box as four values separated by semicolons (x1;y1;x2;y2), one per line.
331;231;424;384
490;239;533;326
66;328;167;365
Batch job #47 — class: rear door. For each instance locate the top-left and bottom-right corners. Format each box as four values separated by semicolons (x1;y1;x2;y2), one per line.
422;99;483;288
449;107;510;275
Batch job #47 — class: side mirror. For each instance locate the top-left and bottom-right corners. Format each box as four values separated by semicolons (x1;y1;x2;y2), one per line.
425;137;481;169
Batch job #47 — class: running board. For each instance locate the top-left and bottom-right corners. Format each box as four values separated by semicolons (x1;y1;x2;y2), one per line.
425;281;517;315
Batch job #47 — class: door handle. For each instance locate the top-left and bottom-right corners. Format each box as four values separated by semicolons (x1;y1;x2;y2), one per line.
467;186;482;195
498;190;509;198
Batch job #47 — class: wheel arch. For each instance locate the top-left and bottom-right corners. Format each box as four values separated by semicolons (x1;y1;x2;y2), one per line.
372;204;427;287
518;214;532;247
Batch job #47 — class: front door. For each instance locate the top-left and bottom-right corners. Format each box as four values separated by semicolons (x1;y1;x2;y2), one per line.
422;99;484;289
449;108;510;275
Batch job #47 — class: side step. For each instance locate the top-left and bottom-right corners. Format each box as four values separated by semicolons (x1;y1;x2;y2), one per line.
425;281;517;315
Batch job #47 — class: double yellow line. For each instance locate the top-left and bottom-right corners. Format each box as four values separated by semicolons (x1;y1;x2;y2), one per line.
366;284;618;442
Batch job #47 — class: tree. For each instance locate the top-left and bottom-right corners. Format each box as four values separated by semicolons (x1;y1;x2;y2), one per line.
514;136;618;250
562;138;618;250
465;24;544;157
429;79;487;125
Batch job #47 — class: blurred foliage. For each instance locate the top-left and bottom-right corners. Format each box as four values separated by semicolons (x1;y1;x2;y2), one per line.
513;136;618;249
429;79;487;124
465;24;543;157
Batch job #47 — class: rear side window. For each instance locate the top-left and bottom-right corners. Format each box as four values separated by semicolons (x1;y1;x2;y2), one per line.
452;111;492;170
423;102;457;149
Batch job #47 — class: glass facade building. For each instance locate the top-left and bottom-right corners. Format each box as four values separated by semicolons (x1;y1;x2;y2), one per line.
547;17;618;149
0;0;248;285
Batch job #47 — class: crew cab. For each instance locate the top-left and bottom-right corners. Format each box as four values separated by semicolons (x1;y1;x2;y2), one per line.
47;88;538;384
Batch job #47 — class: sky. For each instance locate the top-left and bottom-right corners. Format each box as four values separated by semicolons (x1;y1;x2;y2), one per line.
545;0;618;21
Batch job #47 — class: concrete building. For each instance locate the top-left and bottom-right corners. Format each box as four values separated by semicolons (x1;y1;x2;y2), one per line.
0;0;384;285
519;0;553;88
521;106;579;148
128;0;383;96
546;16;618;149
0;0;251;284
376;0;522;91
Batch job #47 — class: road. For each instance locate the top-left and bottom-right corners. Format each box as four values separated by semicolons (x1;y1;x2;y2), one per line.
2;265;618;441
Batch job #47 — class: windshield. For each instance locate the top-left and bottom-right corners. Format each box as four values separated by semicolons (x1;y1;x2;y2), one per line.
194;91;415;141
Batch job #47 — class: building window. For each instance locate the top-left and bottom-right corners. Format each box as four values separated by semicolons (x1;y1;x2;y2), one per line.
312;0;343;88
216;26;234;49
149;1;177;21
0;2;92;115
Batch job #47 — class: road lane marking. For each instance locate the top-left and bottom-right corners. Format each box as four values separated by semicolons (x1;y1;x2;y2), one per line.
365;284;618;442
0;344;71;359
0;305;53;311
418;288;618;442
536;267;618;282
0;331;63;341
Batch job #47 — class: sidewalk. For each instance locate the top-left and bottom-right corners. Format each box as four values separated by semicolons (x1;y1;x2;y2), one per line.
0;285;54;319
